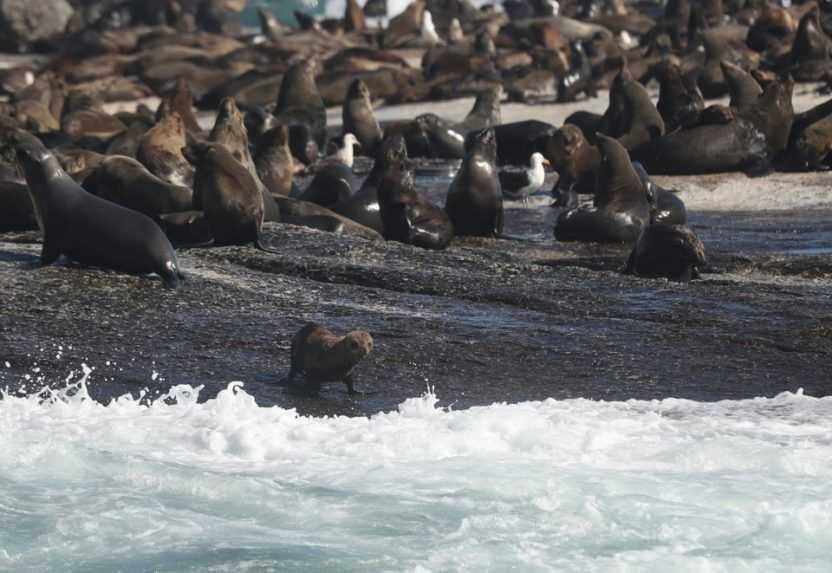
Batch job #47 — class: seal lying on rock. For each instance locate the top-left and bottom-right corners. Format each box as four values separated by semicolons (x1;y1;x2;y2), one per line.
15;132;184;288
283;323;374;396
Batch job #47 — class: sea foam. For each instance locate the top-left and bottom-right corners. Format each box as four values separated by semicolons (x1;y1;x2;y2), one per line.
0;368;830;572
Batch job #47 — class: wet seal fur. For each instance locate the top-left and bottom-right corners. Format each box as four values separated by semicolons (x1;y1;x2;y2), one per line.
283;323;374;396
555;134;650;243
15;132;184;288
624;205;706;282
343;79;382;157
445;128;503;237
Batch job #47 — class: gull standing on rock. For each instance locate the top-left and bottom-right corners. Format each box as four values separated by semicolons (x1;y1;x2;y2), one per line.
422;11;442;46
499;152;550;206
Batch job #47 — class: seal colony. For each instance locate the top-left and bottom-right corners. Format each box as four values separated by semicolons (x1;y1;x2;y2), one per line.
1;0;832;395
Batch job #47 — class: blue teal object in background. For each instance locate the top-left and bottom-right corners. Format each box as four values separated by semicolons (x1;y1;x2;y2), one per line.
240;0;326;27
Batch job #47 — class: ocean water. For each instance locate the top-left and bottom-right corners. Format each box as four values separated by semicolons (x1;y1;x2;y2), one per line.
1;366;831;572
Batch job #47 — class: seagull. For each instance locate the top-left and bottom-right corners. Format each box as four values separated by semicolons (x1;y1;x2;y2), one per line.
499;152;550;206
421;10;442;46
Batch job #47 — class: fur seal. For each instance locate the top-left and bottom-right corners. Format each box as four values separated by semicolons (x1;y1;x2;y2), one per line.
275;60;327;155
333;135;407;234
631;162;687;226
416;114;465;159
0;180;38;231
85;156;193;217
656;61;704;133
159;211;213;246
542;124;600;200
493;120;556;165
343;79;382;157
254;124;296;198
790;6;831;82
721;61;762;110
600;68;665;150
624;208;706;282
555;134;650;243
284;323;373;396
14;133;184;288
454;86;503;133
377;138;454;250
557;41;597;102
184;142;278;251
136;110;194;188
445;128;503;237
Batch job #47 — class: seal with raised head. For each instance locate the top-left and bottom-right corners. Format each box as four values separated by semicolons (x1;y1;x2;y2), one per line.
555;134;650;243
333;135;408;234
454;86;503;133
445;128;503;237
14;132;184;288
721;60;761;110
136;110;194;188
541;124;600;203
275;60;327;154
184;142;278;251
84;155;193;217
342;78;382;157
254;124;296;197
655;61;704;132
296;134;359;208
377;137;454;250
283;323;373;396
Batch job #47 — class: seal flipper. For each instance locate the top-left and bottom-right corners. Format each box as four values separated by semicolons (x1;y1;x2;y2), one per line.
40;236;61;266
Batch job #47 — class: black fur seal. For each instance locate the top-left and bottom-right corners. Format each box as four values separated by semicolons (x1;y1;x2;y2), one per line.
185;142;278;252
342;79;382;157
493;120;556;166
14;133;184;288
624;209;706;282
555;134;650;243
85;155;193;217
378;138;454;250
445;128;503;237
283;323;373;396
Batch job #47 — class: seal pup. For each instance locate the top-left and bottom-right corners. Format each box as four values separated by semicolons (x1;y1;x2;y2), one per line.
624;204;706;282
184;142;278;252
377;137;454;250
499;152;549;206
342;79;382;157
445;128;503;237
85;156;194;217
296;134;359;208
275;60;327;154
254;124;296;197
136;110;194;188
333;135;408;234
283;323;373;396
14;133;184;288
555;135;650;243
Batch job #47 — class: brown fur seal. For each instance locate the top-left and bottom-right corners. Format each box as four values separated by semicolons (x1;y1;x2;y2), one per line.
85;156;194;217
656;61;704;132
184;142;278;251
601;68;665;150
555;134;650;243
163;78;202;134
624;208;706;282
284;323;373;396
790;6;831;82
721;61;762;110
445;128;503;237
136;110;194;187
274;197;382;241
275;60;327;153
378;137;454;250
254;124;296;198
454;86;503;133
14;132;184;288
542;124;601;202
342;79;382;157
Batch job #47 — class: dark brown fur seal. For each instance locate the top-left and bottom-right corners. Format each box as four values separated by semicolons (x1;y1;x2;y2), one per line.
601;68;665;150
343;79;382;157
555;134;650;243
721;61;762;110
274;196;382;241
14;132;184;288
445;128;503;237
378;137;454;250
656;61;704;132
136;110;194;188
254;124;296;198
624;210;706;282
185;142;277;250
543;124;601;203
284;323;373;396
85;155;193;217
454;86;503;133
275;60;327;153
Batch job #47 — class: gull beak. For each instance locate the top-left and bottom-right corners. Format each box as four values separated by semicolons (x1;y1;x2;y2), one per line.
542;158;551;167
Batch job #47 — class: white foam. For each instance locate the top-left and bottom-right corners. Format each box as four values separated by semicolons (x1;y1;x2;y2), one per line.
1;367;830;571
